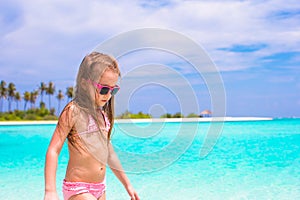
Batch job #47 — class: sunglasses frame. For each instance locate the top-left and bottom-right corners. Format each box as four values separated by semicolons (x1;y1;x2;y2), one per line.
90;81;120;95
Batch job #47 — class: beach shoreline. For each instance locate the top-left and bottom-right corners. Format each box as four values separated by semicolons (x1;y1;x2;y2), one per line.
0;117;273;125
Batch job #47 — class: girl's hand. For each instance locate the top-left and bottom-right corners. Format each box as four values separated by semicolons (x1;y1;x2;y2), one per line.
126;184;140;200
44;191;59;200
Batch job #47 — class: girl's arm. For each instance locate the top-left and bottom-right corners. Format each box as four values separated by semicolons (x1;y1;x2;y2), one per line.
108;143;140;200
44;105;74;200
44;130;64;200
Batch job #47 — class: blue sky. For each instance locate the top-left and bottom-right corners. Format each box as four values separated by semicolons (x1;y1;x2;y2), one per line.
0;0;299;117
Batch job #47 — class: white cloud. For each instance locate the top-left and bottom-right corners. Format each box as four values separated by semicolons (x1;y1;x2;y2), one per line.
1;0;299;74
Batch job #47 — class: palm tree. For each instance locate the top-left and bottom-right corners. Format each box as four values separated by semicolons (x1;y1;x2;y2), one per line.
46;81;55;109
7;82;16;112
56;90;64;114
23;91;30;111
15;92;21;110
0;80;7;112
39;82;47;105
30;90;39;109
66;86;74;102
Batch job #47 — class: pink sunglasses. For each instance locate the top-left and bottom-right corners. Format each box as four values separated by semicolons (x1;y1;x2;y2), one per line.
90;81;120;95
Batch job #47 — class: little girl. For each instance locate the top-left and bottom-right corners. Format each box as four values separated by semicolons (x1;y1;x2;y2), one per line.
44;52;140;200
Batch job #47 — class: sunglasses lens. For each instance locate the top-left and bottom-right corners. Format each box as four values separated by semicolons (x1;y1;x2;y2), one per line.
99;87;110;95
111;87;120;95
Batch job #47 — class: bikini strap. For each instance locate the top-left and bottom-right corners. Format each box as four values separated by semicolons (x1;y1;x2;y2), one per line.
100;110;111;132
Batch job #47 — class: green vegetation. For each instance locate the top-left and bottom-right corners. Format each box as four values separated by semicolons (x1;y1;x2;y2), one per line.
186;113;200;118
160;113;183;118
160;112;199;118
0;79;204;120
0;80;73;121
117;110;152;119
0;108;57;121
117;111;200;119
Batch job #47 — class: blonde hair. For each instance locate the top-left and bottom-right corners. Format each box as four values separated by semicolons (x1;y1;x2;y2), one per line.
73;52;121;140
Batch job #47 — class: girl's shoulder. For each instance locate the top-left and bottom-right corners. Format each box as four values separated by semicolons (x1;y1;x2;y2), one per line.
58;101;81;123
63;101;80;114
56;101;79;129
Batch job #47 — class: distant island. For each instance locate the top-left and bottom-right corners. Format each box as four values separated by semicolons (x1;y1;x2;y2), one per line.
0;80;72;120
0;108;204;121
0;80;210;121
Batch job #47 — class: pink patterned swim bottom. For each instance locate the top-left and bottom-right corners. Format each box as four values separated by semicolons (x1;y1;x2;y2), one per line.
62;178;106;200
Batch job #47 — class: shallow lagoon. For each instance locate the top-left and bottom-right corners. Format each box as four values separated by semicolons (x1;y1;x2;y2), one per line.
0;119;299;199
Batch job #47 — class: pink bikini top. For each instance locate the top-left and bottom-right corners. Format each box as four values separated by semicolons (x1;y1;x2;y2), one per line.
78;111;110;136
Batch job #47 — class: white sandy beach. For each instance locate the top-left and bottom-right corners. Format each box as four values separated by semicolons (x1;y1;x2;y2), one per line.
115;117;273;123
0;117;273;125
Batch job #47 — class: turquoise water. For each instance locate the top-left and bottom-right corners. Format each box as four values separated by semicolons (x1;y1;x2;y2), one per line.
0;119;299;199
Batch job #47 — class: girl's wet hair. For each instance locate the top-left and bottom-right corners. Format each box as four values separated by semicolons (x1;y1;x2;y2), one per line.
73;52;121;140
55;52;121;166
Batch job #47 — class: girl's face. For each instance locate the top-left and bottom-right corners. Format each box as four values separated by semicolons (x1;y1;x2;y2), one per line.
94;69;119;107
